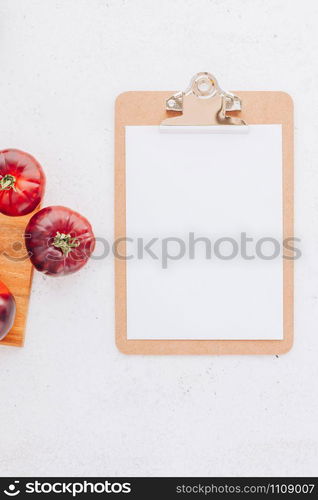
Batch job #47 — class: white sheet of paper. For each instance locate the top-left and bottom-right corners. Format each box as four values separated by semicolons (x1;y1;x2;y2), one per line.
125;125;283;340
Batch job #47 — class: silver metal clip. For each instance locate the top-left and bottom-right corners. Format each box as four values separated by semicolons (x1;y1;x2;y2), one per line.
163;72;246;127
166;72;242;112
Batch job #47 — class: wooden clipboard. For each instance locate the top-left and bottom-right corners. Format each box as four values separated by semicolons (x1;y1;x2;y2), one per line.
115;73;293;355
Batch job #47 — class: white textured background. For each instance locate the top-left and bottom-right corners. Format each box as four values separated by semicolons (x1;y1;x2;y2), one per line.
0;0;316;477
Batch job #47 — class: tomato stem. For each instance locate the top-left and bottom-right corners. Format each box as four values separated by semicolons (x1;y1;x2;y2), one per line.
0;174;17;191
53;232;80;256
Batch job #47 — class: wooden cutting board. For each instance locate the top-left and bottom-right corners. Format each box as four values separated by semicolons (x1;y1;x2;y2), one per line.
0;211;36;347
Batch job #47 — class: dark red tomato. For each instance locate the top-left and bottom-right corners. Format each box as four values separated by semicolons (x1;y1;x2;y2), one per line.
25;206;95;276
0;149;45;216
0;281;16;340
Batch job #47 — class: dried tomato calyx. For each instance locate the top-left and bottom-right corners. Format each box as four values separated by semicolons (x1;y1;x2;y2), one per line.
0;174;17;191
53;231;80;256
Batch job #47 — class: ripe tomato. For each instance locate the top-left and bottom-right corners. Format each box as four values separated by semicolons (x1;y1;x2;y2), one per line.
0;149;45;216
25;206;95;276
0;281;16;340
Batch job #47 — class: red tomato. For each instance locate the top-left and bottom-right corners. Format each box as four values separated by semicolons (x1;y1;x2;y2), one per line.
0;149;45;216
0;281;16;340
25;206;95;276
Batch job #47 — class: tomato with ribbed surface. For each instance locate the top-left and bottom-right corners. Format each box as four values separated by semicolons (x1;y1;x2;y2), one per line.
0;281;16;340
25;206;95;276
0;149;45;216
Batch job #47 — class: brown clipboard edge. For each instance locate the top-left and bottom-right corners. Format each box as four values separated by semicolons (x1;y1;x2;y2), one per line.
115;91;294;355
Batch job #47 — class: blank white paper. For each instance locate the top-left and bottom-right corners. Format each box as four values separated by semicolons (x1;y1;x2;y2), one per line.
125;125;283;340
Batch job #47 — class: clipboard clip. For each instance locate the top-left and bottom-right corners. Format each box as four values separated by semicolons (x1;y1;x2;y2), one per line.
162;72;246;127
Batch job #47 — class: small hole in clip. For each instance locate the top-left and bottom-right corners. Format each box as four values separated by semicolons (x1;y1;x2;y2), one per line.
198;81;211;93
